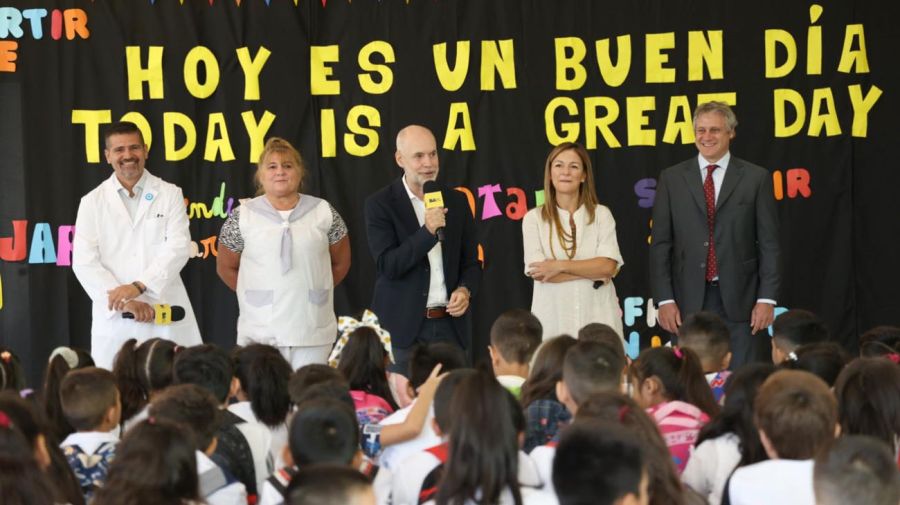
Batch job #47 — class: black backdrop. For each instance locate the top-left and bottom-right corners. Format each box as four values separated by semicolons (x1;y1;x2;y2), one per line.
1;0;898;386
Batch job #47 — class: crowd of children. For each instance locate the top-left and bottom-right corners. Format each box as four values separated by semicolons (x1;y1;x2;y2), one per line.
1;307;900;505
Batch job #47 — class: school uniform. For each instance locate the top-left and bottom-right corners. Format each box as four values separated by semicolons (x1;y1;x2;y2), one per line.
229;400;285;470
60;430;119;501
727;459;814;505
377;399;440;471
391;442;545;505
681;432;741;505
529;441;557;496
197;450;248;505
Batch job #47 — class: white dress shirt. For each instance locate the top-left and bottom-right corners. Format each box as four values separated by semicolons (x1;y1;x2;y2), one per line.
402;175;448;307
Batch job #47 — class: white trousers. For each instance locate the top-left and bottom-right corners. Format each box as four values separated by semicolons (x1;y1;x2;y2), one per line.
277;343;332;370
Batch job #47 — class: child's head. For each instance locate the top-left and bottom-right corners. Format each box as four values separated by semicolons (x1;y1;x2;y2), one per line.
0;409;56;505
576;392;681;505
232;344;292;428
814;435;900;505
488;309;543;371
59;367;120;432
771;309;828;363
285;465;374;505
92;419;199;505
112;338;176;423
0;392;85;505
778;342;849;387
629;346;718;418
292;377;355;416
553;419;648;505
289;364;348;406
42;346;94;442
834;357;900;451
288;398;359;467
0;346;25;392
436;371;522;505
172;344;234;405
336;326;397;409
677;311;731;372
408;342;466;394
859;326;900;358
578;323;625;353
558;341;627;414
148;384;221;454
754;370;838;460
433;369;478;435
696;363;776;466
0;391;52;470
520;334;577;408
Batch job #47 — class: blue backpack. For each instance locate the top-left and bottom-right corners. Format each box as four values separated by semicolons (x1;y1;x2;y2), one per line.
63;440;117;501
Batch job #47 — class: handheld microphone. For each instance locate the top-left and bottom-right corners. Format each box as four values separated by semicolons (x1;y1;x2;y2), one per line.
423;181;445;242
123;304;185;325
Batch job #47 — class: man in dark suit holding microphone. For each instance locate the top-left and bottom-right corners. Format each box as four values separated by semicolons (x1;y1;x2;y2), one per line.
650;102;780;367
365;125;481;375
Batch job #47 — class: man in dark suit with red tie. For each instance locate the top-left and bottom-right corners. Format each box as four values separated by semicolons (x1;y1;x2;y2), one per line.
650;102;780;367
365;125;481;375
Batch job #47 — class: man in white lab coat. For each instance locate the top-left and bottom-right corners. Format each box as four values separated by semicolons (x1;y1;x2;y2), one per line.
72;121;202;368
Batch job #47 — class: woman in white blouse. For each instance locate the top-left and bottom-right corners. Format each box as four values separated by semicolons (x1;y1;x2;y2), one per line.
522;142;624;340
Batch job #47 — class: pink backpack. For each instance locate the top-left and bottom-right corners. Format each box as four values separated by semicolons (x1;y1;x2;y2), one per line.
350;390;394;426
647;400;710;473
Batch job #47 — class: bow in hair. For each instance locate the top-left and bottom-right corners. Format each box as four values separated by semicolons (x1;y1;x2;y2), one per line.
328;309;394;368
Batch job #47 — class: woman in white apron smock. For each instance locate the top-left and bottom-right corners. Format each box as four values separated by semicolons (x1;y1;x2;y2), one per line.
217;138;351;368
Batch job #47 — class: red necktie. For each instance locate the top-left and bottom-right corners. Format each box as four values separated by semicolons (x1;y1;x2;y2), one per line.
704;165;718;281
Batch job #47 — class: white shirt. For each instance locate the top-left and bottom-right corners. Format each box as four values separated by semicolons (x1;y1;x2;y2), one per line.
60;429;119;454
377;400;440;471
697;151;731;202
496;375;527;396
529;444;556;496
522;204;625;339
122;403;150;433
422;487;557;505
257;479;285;505
681;433;740;505
697;153;728;283
392;447;544;505
374;466;394;505
114;170;148;221
197;450;248;505
728;459;815;505
402;175;448;307
227;402;276;491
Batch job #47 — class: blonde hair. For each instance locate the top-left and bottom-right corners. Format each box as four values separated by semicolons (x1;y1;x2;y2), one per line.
254;137;306;196
539;143;599;259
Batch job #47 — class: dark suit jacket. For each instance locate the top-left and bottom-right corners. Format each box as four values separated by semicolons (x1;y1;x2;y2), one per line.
649;156;780;321
364;179;482;349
